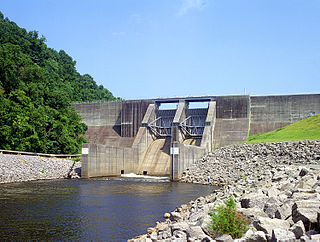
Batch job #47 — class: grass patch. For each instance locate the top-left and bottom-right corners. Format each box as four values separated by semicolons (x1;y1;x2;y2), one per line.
245;113;320;144
67;157;81;162
210;197;249;239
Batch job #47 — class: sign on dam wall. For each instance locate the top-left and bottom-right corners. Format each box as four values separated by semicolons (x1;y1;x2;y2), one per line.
72;94;320;180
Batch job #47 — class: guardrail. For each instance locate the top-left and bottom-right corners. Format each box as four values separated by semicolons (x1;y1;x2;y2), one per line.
0;149;81;159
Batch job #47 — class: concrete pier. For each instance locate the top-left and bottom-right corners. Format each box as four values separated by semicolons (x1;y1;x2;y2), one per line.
73;94;320;180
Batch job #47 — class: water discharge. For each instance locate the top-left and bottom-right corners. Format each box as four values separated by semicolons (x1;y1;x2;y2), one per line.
0;178;215;241
121;173;170;180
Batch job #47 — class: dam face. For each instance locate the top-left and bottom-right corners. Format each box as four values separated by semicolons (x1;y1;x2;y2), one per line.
73;94;320;180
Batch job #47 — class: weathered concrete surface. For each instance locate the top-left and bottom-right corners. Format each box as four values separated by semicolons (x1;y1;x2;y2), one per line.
81;143;139;178
76;94;320;179
121;100;153;137
137;138;171;176
250;94;320;135
84;126;134;147
200;100;216;151
171;100;186;143
73;100;152;147
213;95;250;148
73;101;122;127
171;142;206;181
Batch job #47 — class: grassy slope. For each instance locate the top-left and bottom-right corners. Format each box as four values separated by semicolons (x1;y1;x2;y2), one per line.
245;113;320;144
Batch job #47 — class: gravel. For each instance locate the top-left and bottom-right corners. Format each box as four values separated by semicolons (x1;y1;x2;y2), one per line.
0;153;81;183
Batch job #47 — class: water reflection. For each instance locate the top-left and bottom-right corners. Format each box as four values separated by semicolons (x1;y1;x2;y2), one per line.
0;178;215;241
0;180;85;240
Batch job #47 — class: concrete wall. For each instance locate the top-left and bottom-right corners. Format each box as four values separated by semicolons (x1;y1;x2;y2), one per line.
132;104;156;162
172;100;186;143
73;100;151;147
213;96;250;148
250;94;320;135
73;102;122;126
171;142;206;181
81;143;139;178
121;100;152;137
200;101;216;152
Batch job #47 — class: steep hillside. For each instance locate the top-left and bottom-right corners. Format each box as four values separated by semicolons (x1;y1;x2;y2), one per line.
245;113;320;143
0;11;118;154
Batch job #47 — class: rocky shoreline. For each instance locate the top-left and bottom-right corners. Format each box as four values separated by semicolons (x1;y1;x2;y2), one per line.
130;140;320;241
0;153;81;184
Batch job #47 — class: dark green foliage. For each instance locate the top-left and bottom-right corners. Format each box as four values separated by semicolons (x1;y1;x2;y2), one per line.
0;11;118;154
210;197;249;239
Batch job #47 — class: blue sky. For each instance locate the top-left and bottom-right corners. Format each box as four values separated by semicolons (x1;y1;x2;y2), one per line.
1;0;319;99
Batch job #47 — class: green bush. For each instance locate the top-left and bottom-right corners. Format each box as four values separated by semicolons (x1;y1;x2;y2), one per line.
70;157;81;162
210;197;249;239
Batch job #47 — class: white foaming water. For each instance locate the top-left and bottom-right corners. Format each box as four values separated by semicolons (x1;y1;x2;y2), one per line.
121;173;170;181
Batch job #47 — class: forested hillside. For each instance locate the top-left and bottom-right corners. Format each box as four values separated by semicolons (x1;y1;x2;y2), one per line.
0;11;118;154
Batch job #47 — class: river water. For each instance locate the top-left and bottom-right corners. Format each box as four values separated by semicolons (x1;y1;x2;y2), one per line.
0;177;215;241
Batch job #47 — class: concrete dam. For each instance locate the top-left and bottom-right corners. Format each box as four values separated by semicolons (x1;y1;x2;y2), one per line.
73;94;320;181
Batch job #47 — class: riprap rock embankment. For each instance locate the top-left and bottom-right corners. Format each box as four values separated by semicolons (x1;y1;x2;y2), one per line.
130;140;320;241
0;153;81;183
181;140;319;186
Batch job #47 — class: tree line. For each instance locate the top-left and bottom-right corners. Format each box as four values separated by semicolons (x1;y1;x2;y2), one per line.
0;11;118;154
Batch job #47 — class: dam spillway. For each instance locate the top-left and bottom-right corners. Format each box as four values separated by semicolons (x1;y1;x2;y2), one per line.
73;94;320;180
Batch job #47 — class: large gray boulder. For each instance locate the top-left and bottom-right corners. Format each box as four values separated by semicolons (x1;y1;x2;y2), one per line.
186;226;210;240
271;228;296;242
275;201;293;220
170;222;190;233
310;234;320;240
267;187;280;198
188;209;205;226
172;230;187;240
201;214;213;237
300;235;311;242
252;217;290;235
292;192;320;201
241;193;268;210
170;212;183;222
238;208;268;222
263;197;281;219
240;228;267;242
289;220;305;239
292;200;320;229
215;234;234;242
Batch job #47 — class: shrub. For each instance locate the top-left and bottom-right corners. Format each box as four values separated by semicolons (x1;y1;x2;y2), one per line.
71;157;81;162
210;197;249;239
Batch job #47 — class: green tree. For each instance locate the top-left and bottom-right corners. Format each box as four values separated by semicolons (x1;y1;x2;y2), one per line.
0;10;118;154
